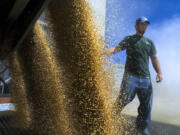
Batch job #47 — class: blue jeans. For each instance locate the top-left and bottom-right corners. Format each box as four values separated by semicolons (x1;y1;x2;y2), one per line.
116;73;153;130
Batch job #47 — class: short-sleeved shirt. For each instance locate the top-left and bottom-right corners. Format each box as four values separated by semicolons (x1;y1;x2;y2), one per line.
116;34;157;77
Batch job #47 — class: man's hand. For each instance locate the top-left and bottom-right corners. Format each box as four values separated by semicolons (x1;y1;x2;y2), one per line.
103;46;123;56
156;73;162;83
103;47;115;56
150;55;163;83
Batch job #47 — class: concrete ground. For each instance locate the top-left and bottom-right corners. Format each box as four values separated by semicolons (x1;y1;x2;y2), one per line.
115;114;180;135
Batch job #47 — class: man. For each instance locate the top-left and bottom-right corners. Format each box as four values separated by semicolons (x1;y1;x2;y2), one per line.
104;17;162;135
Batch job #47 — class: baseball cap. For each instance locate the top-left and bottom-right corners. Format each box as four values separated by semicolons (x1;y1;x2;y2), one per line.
136;17;150;24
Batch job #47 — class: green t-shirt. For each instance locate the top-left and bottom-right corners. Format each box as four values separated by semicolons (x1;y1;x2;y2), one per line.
116;34;157;77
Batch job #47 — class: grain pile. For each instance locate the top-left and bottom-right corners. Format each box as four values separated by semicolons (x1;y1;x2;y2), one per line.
6;0;136;134
45;0;115;134
16;23;72;135
9;52;30;129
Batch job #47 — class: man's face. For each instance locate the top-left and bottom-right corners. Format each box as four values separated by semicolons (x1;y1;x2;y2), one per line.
135;22;149;34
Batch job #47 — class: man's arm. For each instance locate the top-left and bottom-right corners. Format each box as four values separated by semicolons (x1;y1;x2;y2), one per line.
103;36;129;56
150;55;163;82
103;46;123;56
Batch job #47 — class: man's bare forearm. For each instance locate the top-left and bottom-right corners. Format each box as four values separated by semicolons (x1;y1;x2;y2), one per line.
151;55;162;74
103;46;122;56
